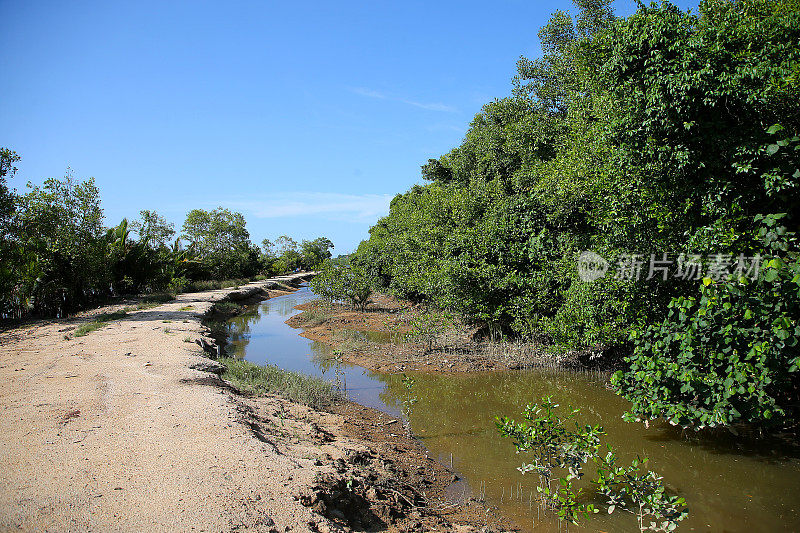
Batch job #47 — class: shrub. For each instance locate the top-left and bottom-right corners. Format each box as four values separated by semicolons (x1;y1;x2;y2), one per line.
497;397;688;531
310;257;372;311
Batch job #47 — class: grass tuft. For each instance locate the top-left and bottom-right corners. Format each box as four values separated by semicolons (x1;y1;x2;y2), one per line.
73;310;128;337
295;308;330;327
219;357;342;409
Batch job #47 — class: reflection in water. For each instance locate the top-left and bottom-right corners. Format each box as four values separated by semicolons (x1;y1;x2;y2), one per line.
227;286;800;533
225;285;400;416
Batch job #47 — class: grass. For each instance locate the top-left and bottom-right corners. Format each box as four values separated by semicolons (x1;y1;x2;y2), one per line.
73;310;128;337
332;329;368;352
295;308;331;327
213;301;244;315
183;278;253;293
219;357;342;409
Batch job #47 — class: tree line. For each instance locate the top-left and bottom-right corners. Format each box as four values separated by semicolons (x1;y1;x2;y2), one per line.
331;0;799;430
0;153;332;319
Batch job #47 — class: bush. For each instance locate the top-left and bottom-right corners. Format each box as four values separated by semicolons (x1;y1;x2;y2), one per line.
310;257;372;311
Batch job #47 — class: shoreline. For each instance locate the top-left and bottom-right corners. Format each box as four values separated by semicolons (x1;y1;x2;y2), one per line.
0;274;510;532
286;294;599;374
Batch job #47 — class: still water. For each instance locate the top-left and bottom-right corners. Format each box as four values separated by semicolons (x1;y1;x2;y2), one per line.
226;285;800;532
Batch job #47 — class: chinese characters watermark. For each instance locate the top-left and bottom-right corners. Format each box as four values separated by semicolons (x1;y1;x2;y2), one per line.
577;252;761;282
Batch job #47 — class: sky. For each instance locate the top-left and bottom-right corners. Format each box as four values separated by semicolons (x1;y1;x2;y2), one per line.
1;0;698;254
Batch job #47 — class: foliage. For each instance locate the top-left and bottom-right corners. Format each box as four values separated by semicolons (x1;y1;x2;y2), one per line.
0;148;327;319
182;207;260;280
130;209;175;249
351;0;800;428
0;149;21;316
354;0;799;352
613;215;800;429
400;373;417;436
595;450;688;533
497;397;688;531
300;237;334;270
12;171;107;317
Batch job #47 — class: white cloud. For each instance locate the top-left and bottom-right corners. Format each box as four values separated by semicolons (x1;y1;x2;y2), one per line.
227;192;393;223
351;87;387;99
349;87;457;113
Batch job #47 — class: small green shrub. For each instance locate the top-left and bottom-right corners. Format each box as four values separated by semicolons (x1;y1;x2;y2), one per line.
311;257;372;311
497;397;688;531
405;309;455;352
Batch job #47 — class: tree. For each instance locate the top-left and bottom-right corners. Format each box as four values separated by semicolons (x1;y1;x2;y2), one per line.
310;257;372;311
276;235;297;254
0;149;21;317
300;237;334;270
14;171;106;316
0;148;19;231
130;209;175;249
181;207;255;279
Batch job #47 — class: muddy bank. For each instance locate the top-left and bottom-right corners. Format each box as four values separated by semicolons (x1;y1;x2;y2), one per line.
286;294;599;373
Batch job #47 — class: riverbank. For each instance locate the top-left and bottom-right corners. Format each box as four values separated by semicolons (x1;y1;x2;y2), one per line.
0;274;507;532
287;294;594;373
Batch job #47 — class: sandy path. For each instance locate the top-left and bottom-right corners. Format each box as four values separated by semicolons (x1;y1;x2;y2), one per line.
0;275;337;532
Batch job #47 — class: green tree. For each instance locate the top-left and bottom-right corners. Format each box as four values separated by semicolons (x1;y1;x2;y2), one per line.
181;207;256;279
300;237;334;270
0;149;21;317
14;171;106;316
130;209;175;249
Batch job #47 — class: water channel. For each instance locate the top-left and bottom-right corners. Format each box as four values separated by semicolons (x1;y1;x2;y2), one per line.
225;285;800;532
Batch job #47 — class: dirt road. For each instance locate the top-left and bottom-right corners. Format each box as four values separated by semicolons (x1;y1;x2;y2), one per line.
0;275;346;532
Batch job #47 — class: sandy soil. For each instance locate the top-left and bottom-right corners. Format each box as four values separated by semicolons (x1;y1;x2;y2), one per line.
0;276;505;533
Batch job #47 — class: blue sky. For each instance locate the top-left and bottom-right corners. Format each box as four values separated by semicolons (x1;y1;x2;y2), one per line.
2;0;697;254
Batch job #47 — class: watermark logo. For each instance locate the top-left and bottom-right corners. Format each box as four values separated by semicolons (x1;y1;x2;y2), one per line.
577;251;610;282
576;252;762;282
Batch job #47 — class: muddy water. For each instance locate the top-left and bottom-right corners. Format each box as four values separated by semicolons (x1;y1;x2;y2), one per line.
226;286;800;532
